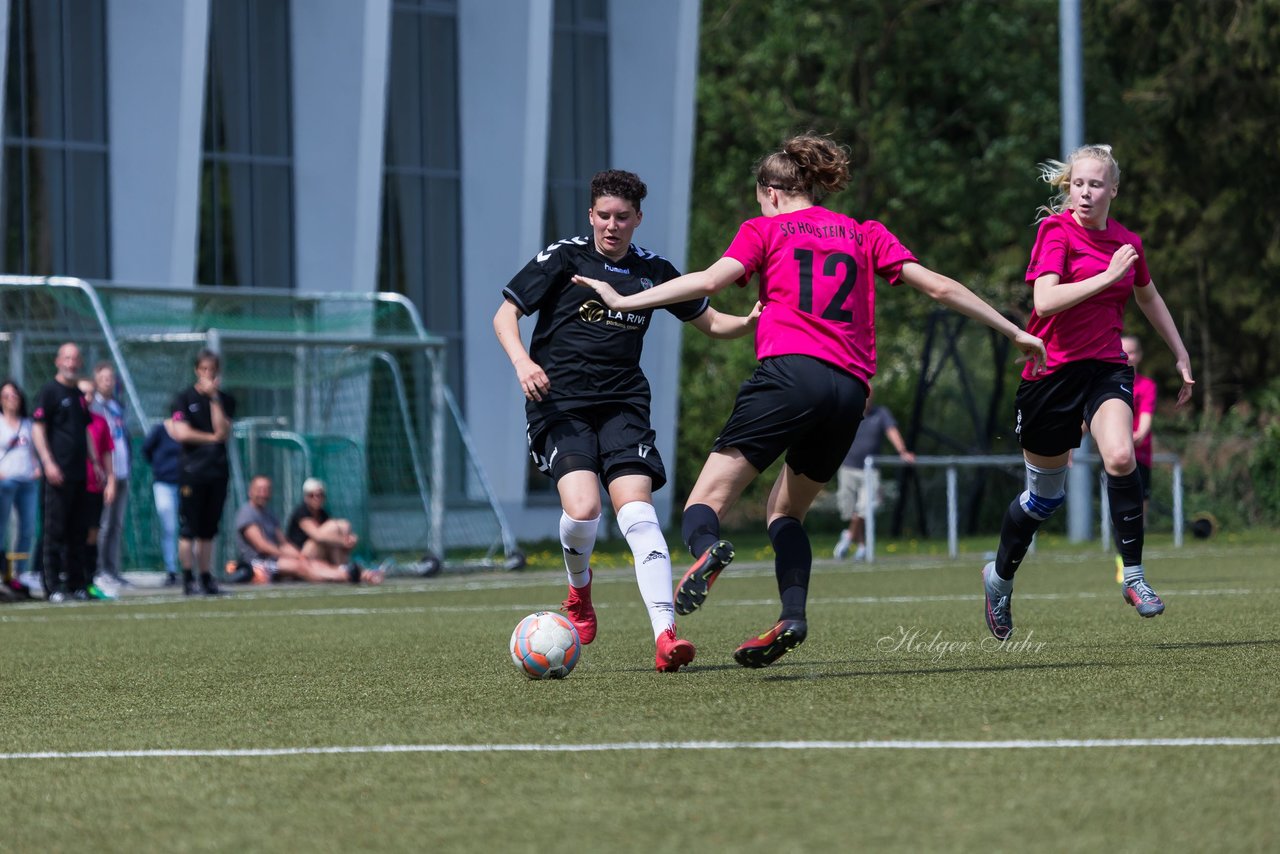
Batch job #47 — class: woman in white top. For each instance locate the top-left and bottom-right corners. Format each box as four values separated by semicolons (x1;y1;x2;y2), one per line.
0;380;41;587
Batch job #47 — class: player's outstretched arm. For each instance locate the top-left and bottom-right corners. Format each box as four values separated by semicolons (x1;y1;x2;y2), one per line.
1032;245;1138;317
688;301;762;340
573;256;747;312
1134;281;1195;407
493;298;550;401
900;262;1047;375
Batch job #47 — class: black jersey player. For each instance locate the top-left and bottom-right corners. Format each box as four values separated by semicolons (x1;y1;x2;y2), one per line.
494;169;759;672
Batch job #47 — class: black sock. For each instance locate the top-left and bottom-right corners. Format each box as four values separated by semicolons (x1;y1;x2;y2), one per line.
85;543;98;584
995;499;1043;580
199;571;217;591
682;503;721;559
182;569;195;585
1107;469;1145;567
769;516;811;621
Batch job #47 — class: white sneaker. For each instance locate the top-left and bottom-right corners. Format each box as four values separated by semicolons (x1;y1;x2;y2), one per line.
18;571;44;596
853;545;867;562
93;574;122;597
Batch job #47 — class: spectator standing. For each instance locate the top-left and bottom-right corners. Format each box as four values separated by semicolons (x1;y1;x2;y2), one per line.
31;343;93;602
833;392;915;561
0;381;41;596
78;378;117;600
142;420;182;586
166;349;235;596
90;362;131;587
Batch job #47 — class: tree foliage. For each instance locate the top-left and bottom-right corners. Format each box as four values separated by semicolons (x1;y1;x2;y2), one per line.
676;0;1280;510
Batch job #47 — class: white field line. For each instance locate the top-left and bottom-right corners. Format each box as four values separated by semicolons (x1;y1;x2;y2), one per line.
2;737;1278;762
0;587;1272;624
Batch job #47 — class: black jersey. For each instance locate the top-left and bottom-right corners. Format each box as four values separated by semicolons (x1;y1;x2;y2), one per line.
33;380;91;481
502;237;708;416
168;386;237;483
285;503;328;550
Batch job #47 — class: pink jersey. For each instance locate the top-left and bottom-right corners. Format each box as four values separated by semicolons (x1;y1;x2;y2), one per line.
1132;372;1156;466
723;206;917;383
85;412;114;494
1022;209;1151;380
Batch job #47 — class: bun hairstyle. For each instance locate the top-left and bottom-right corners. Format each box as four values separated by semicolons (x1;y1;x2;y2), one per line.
1036;143;1121;220
755;133;850;202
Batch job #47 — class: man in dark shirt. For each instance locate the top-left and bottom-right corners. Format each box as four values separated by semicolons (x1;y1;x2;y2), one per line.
31;342;93;601
833;392;915;561
166;349;236;596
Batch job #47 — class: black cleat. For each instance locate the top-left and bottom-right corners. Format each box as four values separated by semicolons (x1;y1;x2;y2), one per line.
674;540;735;616
733;619;808;668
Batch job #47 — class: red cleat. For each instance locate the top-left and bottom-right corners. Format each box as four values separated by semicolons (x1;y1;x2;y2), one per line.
655;626;696;672
561;579;597;644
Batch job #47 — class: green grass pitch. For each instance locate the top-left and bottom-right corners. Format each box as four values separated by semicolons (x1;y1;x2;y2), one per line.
1;539;1276;852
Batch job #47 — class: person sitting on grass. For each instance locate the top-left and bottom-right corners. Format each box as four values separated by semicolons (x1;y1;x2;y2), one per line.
231;475;383;585
285;478;359;570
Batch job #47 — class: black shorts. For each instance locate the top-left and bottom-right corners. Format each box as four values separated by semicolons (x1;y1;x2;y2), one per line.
1136;461;1151;498
527;403;666;491
179;478;230;540
713;354;869;483
1014;360;1134;456
85;491;104;531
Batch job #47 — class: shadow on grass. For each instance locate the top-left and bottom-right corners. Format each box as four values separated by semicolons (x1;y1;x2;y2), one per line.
755;659;1122;681
1153;638;1280;650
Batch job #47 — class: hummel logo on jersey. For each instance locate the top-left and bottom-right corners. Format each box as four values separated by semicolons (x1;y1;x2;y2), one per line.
642;550;665;564
604;263;631;275
637;444;652;459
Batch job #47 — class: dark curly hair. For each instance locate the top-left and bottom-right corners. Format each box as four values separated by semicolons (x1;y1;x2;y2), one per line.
590;169;648;211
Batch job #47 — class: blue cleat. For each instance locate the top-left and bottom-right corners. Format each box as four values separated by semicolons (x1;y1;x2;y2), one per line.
983;561;1014;640
1122;578;1165;618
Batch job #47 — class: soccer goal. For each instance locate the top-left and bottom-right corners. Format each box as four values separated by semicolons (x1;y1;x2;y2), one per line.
0;276;521;575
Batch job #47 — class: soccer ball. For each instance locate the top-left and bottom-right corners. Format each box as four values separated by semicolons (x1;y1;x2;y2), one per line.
510;611;581;680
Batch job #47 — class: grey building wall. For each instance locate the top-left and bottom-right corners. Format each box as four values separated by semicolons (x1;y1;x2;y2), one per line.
0;0;702;544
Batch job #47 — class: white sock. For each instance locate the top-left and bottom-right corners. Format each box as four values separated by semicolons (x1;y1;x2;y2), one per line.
559;512;599;588
615;501;674;639
837;530;852;547
1122;563;1146;585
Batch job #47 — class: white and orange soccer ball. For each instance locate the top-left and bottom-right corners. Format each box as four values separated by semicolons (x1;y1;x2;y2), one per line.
510;611;581;679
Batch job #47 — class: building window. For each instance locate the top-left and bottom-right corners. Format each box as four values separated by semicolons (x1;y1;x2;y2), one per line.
524;0;610;497
2;0;110;278
378;0;463;398
543;0;609;245
197;0;294;288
